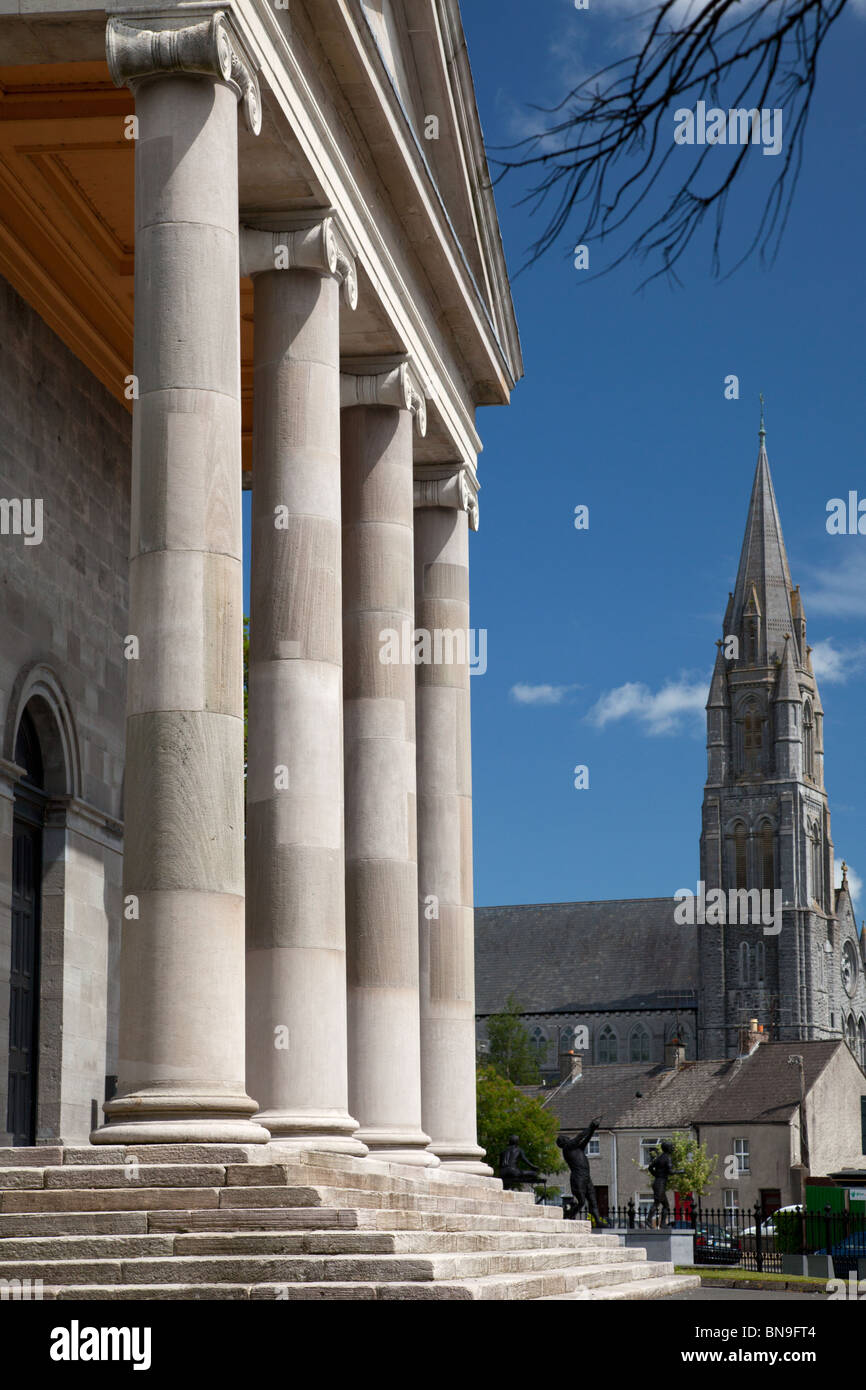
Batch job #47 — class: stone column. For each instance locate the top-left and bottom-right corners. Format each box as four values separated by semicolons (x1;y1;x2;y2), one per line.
94;14;268;1144
341;359;437;1165
413;467;490;1174
242;220;364;1153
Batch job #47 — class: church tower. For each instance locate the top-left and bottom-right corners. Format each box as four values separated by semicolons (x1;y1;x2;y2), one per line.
699;414;838;1057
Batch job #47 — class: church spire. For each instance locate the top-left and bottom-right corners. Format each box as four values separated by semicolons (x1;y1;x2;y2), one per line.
730;402;797;664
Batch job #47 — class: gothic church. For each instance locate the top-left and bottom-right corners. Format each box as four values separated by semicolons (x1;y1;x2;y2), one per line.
476;426;866;1072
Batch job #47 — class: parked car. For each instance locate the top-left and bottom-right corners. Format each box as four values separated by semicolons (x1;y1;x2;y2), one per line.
694;1223;742;1265
815;1230;866;1278
741;1205;802;1238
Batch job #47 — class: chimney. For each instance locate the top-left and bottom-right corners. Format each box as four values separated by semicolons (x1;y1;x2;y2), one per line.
737;1018;766;1056
664;1036;686;1070
559;1050;582;1083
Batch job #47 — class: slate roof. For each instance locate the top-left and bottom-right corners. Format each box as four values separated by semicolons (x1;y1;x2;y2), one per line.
474;899;699;1015
526;1041;844;1134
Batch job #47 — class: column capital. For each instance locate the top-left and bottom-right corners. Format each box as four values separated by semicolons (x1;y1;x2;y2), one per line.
106;10;261;134
413;464;479;531
240;214;358;308
340;356;427;437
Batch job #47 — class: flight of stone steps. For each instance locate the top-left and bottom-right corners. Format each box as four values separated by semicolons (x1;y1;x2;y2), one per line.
0;1145;699;1300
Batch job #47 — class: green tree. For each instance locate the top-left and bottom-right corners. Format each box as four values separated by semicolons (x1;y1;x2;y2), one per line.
641;1130;718;1209
476;1064;564;1179
485;994;548;1083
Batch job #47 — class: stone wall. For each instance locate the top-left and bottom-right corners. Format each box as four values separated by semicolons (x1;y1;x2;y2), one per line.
0;274;129;1142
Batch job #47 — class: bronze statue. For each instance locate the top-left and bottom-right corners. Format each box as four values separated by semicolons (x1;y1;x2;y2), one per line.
557;1117;608;1226
499;1134;541;1190
646;1140;679;1228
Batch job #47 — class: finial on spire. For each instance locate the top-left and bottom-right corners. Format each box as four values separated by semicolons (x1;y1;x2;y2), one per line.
841;861;848;884
759;392;766;446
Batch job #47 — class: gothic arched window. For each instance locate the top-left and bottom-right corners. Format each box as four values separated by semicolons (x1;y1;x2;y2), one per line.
530;1026;549;1067
811;824;823;906
803;701;814;780
858;1017;866;1072
734;824;748;891
743;702;763;775
759;823;775;891
559;1025;575;1054
739;941;751;985
846;1015;857;1054
629;1026;650;1062
755;941;766;984
598;1025;618;1064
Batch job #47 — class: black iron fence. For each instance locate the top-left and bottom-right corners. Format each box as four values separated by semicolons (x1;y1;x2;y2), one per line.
563;1200;866;1275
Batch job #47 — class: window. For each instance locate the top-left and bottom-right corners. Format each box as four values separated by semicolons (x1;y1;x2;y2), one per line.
734;1138;750;1175
559;1025;575;1054
859;1018;866;1072
629;1026;650;1062
744;706;763;774
640;1138;662;1166
723;1189;740;1220
755;941;766;985
734;824;748;891
803;702;814;779
846;1016;857;1053
598;1025;618;1064
811;826;823;905
760;824;775;891
587;1137;600;1157
530;1026;549;1067
739;941;750;986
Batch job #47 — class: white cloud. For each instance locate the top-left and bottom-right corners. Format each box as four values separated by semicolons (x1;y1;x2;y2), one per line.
809;638;866;684
804;551;866;618
510;682;578;706
586;676;708;735
834;859;863;908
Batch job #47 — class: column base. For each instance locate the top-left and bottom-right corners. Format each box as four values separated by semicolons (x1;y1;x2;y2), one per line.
256;1110;368;1157
92;1088;270;1145
429;1141;493;1176
356;1127;440;1167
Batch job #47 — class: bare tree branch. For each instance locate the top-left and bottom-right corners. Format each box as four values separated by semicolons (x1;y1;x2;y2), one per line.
492;0;848;283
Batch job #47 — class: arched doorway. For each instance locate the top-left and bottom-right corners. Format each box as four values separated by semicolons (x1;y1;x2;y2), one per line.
7;708;47;1145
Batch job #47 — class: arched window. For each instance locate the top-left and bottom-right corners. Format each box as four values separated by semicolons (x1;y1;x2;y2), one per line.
759;823;775;891
530;1026;549;1066
739;941;751;985
559;1025;575;1054
744;702;763;774
803;701;814;780
629;1026;650;1062
755;941;766;984
811;825;823;906
733;824;748;891
598;1025;618;1064
846;1015;857;1054
858;1017;866;1072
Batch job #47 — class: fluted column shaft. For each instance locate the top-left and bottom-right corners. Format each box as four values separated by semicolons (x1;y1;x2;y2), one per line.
244;223;364;1153
341;362;436;1165
95;16;267;1143
414;470;489;1173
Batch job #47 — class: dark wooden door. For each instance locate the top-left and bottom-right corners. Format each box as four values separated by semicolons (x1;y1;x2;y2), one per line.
6;814;41;1145
760;1188;782;1220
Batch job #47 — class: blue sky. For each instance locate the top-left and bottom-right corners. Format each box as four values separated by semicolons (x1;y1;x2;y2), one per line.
243;1;866;915
458;0;866;909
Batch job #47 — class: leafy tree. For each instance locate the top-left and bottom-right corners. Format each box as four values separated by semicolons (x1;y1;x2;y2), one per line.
476;1064;564;1178
495;0;847;283
485;993;548;1083
641;1130;718;1207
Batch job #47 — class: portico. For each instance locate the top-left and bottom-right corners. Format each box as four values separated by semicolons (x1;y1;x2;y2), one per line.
0;2;521;1166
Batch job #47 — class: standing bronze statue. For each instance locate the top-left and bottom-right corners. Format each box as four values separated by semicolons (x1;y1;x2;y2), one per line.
499;1134;541;1190
646;1140;680;1228
557;1118;608;1227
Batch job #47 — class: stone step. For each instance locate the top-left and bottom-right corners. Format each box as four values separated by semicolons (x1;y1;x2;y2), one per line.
143;1207;594;1237
0;1243;642;1286
36;1259;674;1302
540;1273;701;1300
0;1227;616;1261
